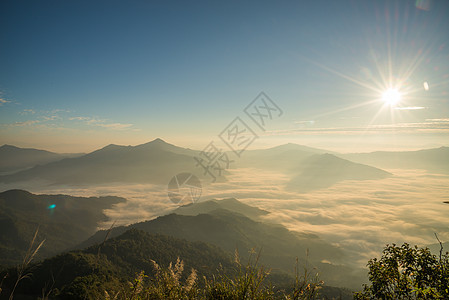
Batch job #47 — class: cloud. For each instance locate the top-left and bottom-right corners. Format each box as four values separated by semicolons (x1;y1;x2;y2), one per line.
394;107;426;110
69;116;90;121
294;120;316;127
12;120;40;126
2;110;136;133
0;98;11;106
2;166;448;269
205;168;449;267
69;116;135;131
20;109;36;115
42;115;60;121
50;109;71;114
3;167;448;270
426;118;449;122
97;123;133;130
266;118;449;136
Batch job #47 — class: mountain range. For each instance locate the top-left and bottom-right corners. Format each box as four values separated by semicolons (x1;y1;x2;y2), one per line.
1;139;446;193
0;144;82;175
0;229;234;299
77;201;364;289
343;146;449;174
287;153;392;192
0;138;404;192
0;190;360;296
0;139;202;185
0;228;354;299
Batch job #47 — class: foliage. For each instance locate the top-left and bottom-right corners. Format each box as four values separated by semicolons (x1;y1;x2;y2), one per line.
0;229;348;299
103;249;329;299
286;255;323;300
7;227;44;300
354;243;449;299
0;189;125;266
203;249;274;299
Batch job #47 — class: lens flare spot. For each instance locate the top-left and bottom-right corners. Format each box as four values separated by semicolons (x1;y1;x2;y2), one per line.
48;204;56;209
423;81;429;91
415;0;431;11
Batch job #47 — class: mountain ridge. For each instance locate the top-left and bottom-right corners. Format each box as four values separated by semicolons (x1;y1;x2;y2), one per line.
0;189;125;266
288;153;392;192
0;145;82;174
76;201;364;288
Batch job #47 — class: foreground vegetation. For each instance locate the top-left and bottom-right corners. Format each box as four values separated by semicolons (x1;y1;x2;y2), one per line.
355;242;449;299
1;228;448;299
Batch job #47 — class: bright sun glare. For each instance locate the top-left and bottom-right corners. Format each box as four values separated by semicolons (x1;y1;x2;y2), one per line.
382;88;401;106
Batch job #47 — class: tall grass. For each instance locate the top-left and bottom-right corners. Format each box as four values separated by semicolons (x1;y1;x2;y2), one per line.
286;251;323;300
8;227;45;300
204;248;273;299
104;248;327;300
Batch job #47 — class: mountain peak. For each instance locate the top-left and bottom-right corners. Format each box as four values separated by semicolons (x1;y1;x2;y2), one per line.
152;138;166;143
102;143;122;150
0;144;18;149
0;189;33;197
137;138;181;150
147;138;174;147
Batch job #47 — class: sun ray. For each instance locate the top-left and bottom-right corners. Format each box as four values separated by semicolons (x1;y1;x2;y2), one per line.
302;56;384;94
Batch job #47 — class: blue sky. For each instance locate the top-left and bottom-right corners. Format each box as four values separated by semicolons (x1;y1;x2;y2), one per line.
1;0;448;152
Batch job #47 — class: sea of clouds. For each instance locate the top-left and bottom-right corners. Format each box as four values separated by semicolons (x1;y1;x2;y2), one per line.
3;167;448;268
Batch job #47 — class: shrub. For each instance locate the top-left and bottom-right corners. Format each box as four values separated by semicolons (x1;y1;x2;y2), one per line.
354;243;449;299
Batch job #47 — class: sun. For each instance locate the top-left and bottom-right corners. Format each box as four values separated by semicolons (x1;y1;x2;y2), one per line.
382;88;401;106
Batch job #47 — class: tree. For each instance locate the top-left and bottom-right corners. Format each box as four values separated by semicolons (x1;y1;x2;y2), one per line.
355;243;449;299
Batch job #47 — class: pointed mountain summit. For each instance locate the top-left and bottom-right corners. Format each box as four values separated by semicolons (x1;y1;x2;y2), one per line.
0;139;201;185
135;138;198;155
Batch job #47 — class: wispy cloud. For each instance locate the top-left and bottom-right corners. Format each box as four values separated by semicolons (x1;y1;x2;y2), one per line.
0;98;11;106
294;120;316;126
394;107;426;110
2;109;137;133
12;120;40;126
266;118;449;136
97;122;133;130
69;116;90;121
70;115;135;131
20;109;36;115
42;115;61;121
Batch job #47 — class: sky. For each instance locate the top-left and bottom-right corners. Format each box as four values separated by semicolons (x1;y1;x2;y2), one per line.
1;0;448;153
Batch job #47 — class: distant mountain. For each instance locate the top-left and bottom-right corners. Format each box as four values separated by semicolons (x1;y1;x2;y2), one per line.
287;153;392;192
0;189;125;266
235;143;329;171
342;146;449;174
0;140;402;190
172;198;269;220
0;145;82;174
78;205;364;289
0;138;203;185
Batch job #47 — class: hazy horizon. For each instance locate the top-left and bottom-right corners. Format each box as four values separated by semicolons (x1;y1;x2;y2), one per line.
1;136;448;155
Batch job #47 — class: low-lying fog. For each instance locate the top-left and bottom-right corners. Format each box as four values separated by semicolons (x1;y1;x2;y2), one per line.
2;167;448;268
